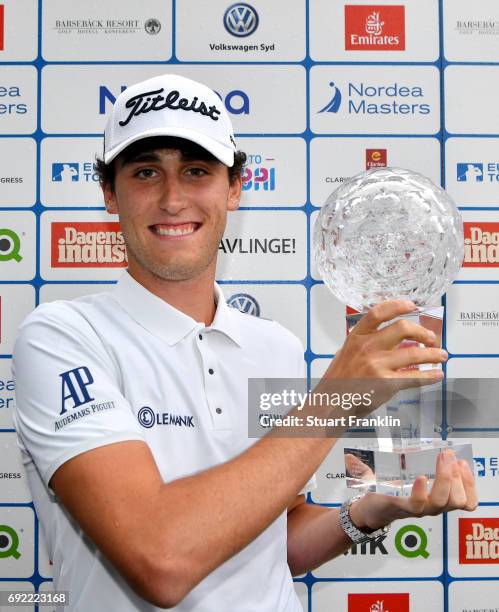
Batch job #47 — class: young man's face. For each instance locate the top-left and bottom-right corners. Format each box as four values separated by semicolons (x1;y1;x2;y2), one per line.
103;146;241;283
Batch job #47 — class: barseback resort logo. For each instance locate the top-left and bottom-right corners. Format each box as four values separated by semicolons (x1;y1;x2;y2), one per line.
53;16;161;35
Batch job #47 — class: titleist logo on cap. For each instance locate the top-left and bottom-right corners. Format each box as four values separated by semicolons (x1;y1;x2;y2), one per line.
118;87;222;127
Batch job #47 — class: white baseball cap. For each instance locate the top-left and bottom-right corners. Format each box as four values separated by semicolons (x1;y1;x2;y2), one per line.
103;74;237;167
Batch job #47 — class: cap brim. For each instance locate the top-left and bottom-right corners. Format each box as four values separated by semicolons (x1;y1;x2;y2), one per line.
104;126;235;167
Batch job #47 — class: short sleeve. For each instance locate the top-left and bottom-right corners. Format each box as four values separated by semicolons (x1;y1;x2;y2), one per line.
12;302;145;489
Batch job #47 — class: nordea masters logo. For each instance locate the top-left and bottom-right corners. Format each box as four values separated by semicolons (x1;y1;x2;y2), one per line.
311;66;438;134
318;79;430;116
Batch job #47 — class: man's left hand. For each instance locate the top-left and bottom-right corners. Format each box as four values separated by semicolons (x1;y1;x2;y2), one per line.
349;449;478;531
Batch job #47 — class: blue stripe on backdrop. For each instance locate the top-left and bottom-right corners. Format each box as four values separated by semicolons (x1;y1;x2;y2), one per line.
0;1;498;610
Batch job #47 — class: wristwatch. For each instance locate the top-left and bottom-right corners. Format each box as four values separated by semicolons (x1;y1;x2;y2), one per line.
339;494;391;544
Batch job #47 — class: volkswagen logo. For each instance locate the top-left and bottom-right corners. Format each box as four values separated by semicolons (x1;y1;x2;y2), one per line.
138;406;155;428
223;3;259;37
227;293;261;317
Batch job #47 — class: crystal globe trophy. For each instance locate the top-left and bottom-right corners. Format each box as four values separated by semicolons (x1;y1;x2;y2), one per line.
313;167;473;497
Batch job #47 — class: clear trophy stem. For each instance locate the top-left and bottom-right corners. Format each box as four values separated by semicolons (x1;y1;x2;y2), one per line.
344;306;474;497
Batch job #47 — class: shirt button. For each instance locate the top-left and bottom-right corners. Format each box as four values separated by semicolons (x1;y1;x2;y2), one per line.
208;368;214;375
216;407;222;414
199;333;203;340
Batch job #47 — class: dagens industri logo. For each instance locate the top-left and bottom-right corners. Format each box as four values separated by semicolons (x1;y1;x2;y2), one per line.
51;222;127;267
459;518;499;564
463;222;499;267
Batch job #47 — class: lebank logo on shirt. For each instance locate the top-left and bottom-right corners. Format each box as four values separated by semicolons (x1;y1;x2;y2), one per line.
464;222;499;267
227;293;260;316
474;456;499;477
345;5;405;51
99;85;250;117
348;592;409;611
318;79;430;117
137;406;195;429
459;518;499;564
0;5;4;51
51;222;128;268
57;366;116;431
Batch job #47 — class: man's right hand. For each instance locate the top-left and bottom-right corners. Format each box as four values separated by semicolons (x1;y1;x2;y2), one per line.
323;299;447;381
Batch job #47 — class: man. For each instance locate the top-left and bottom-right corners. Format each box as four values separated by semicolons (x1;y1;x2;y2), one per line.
12;74;477;611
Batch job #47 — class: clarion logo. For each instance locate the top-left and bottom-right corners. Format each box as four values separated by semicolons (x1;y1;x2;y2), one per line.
459;518;499;564
51;222;128;267
366;148;387;169
344;5;405;51
463;222;499;266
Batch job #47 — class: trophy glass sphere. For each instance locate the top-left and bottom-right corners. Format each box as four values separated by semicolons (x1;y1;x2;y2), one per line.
313;167;471;497
313;167;464;312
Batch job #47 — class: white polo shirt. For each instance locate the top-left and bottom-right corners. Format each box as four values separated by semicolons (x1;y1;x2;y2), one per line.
12;270;310;612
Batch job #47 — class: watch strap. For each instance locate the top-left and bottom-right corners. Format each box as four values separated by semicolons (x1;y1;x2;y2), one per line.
339;494;391;544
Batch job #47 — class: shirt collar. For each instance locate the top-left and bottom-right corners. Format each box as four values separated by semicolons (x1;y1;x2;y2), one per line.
111;271;242;347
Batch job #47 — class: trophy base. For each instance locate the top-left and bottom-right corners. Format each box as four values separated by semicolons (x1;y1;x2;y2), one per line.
344;440;474;497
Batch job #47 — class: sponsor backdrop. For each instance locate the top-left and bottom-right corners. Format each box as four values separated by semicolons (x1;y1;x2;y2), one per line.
1;0;498;610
